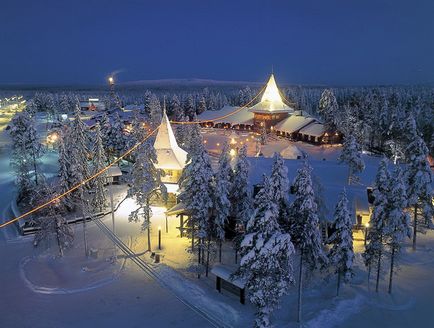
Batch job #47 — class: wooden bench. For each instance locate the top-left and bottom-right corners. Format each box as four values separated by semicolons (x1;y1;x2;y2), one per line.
211;265;246;305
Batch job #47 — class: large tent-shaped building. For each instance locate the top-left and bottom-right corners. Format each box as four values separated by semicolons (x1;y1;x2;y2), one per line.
248;74;294;130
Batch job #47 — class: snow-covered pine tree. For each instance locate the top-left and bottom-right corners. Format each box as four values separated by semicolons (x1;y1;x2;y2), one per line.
178;141;214;278
196;95;207;115
32;182;73;257
384;165;411;294
289;160;327;322
339;134;365;185
328;189;354;296
9;108;44;201
184;118;203;157
231;145;253;263
184;94;196;119
269;152;290;227
149;94;162;127
214;142;233;263
170;94;183;120
67;105;90;200
99;112;111;150
90;123;108;212
405;121;433;250
142;90;153;117
109;112;128;159
128;140;167;252
364;158;389;292
318;89;339;131
174;112;189;148
57;127;74;210
235;175;295;328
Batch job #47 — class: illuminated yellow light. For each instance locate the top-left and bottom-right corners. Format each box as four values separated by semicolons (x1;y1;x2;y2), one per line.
365;223;370;228
216;143;220;146
246;138;249;142
230;149;236;157
108;76;114;84
230;138;236;145
158;226;161;231
204;140;207;144
261;74;283;104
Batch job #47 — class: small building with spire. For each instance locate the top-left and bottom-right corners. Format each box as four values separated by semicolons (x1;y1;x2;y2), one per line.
153;110;188;189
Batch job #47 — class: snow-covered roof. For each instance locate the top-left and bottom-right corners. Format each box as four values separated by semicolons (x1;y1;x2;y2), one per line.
249;74;294;114
198;105;254;125
274;115;317;134
299;123;326;137
154;111;188;171
211;265;246;289
107;166;122;177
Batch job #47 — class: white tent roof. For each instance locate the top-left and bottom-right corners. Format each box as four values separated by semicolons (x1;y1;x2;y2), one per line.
249;74;294;114
154;111;188;170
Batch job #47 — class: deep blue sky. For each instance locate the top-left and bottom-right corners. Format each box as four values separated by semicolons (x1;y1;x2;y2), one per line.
1;0;433;86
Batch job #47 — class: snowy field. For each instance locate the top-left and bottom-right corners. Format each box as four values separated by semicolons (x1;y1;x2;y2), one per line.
1;114;434;328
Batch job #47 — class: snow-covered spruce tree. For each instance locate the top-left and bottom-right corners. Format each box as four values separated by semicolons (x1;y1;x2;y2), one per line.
339;134;365;185
149;94;162;127
66;105;90;200
269;152;290;227
9;108;44;202
109;112;128;159
318;89;339;131
142;90;153;117
289;160;327;323
128;140;167;252
32;182;74;257
364;158;389;292
184;94;196;119
98;112;111;150
57;127;74;210
328;189;354;296
169;94;183;120
184;118;203;158
384;165;411;294
214;142;233;263
405;125;433;250
196;95;207;115
235;175;295;328
231;145;253;263
66;105;90;255
90;123;108;212
178;140;214;278
175;112;189;148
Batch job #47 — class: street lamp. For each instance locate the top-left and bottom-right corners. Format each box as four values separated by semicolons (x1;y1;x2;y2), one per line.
364;222;370;246
108;76;114;85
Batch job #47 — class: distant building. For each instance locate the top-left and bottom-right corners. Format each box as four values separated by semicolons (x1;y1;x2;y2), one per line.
80;98;106;111
197;74;340;144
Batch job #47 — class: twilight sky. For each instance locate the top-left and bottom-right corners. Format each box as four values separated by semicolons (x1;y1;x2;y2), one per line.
1;0;433;86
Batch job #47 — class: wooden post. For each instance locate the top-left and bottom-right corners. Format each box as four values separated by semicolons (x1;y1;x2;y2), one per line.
240;288;245;305
180;215;184;238
216;277;221;292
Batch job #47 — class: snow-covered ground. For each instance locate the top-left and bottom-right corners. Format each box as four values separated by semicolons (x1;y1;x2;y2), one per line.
1;114;434;328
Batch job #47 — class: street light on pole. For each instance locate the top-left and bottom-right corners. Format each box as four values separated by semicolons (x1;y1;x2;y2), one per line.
364;222;370;246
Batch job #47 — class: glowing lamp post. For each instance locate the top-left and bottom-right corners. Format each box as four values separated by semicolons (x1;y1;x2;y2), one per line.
364;222;370;246
108;76;114;86
158;226;162;250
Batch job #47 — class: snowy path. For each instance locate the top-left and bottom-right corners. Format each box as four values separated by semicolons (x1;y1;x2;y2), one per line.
93;217;234;328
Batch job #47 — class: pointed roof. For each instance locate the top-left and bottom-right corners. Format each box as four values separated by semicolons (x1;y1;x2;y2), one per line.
154;110;188;170
249;74;294;114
